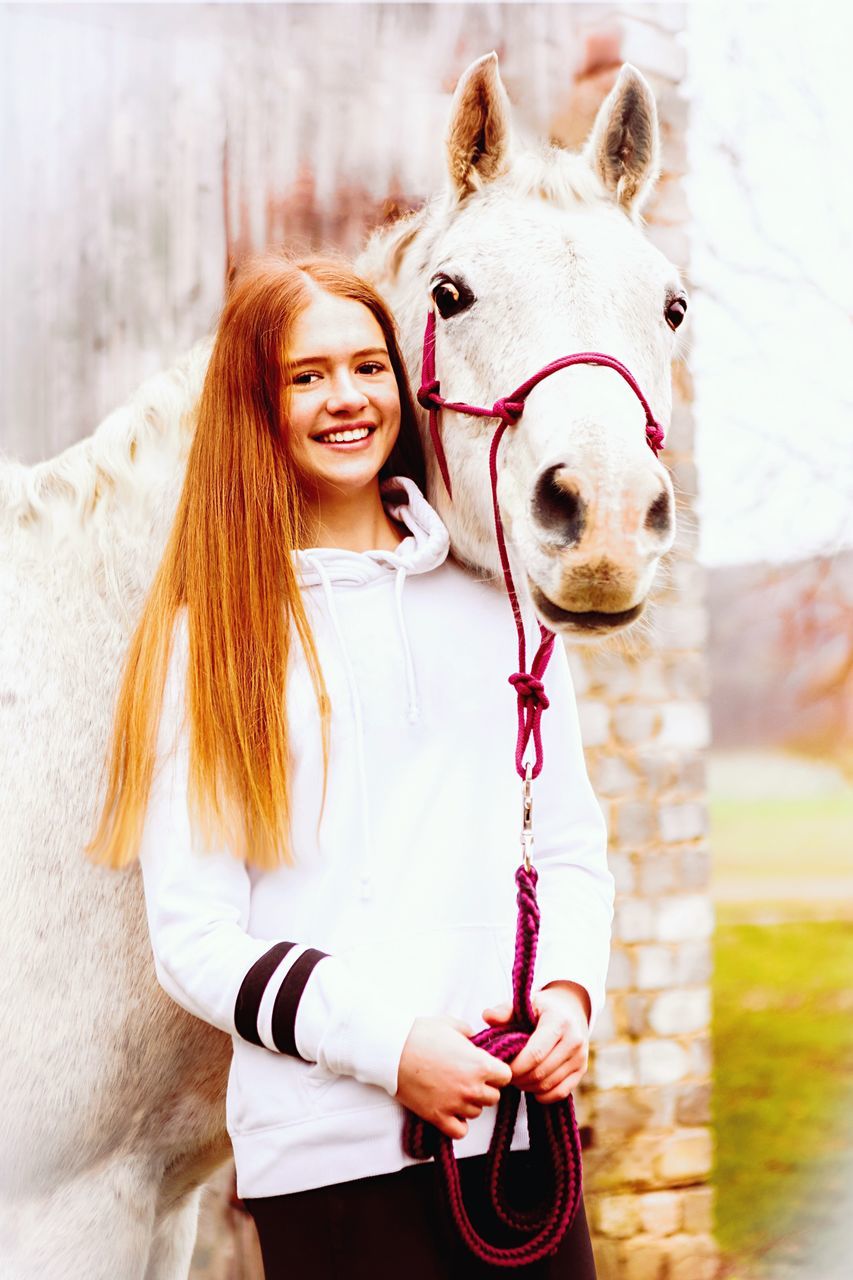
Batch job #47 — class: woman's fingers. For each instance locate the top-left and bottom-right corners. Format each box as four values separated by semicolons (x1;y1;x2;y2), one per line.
514;1038;567;1090
461;1082;502;1109
477;1048;513;1089
518;1038;587;1091
509;1018;563;1081
440;1115;469;1140
533;1066;586;1105
482;1001;513;1026
534;1048;587;1097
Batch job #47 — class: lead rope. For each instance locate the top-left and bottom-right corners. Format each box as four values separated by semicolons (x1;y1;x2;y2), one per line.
401;411;576;1264
401;859;584;1267
403;310;665;1266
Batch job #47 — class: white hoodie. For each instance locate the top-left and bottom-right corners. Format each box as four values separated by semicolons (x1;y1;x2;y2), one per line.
138;475;614;1198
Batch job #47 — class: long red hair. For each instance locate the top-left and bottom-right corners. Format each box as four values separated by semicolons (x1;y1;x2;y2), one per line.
86;251;425;870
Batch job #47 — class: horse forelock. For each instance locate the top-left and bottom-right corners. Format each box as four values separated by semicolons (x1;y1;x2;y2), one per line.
491;145;609;212
363;141;612;291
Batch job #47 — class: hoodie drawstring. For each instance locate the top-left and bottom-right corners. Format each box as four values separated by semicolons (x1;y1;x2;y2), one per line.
296;477;445;903
304;555;374;903
394;566;420;725
302;556;422;902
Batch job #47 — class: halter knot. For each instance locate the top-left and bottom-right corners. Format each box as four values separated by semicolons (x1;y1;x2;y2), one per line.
417;379;441;411
492;396;524;424
508;670;550;710
645;419;665;455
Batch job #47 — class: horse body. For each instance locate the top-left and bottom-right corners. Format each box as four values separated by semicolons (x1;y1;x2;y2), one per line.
0;57;684;1277
0;345;230;1279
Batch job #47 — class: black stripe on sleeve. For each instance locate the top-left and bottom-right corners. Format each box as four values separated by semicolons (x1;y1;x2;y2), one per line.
270;947;329;1057
234;941;297;1046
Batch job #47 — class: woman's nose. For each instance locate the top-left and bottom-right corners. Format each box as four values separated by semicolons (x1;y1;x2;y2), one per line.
326;372;370;414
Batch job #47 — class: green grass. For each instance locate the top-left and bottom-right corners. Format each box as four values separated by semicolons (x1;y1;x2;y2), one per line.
712;919;853;1271
711;793;853;883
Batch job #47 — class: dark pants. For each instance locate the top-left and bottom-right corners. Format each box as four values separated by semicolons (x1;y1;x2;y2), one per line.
244;1149;597;1278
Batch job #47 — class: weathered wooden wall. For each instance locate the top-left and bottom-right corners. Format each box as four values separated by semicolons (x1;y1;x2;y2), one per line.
1;4;714;1277
0;2;688;464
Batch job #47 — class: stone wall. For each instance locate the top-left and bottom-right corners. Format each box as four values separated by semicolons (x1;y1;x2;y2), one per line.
564;12;716;1277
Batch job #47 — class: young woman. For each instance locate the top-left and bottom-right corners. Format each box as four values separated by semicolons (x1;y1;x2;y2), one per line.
88;252;614;1277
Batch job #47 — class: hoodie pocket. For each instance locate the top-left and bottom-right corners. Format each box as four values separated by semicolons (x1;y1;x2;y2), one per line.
227;1038;326;1136
300;923;517;1115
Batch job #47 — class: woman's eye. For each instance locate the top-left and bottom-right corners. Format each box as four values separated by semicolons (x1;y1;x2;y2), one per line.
292;371;321;386
665;296;687;331
431;276;475;320
357;361;386;375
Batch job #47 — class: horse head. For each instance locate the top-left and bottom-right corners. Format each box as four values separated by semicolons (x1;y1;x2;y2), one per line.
366;53;687;638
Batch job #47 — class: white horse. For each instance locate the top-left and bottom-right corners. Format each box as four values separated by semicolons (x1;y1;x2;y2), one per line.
0;55;685;1279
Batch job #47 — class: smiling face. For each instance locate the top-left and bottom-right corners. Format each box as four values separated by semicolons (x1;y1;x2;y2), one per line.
285;288;402;502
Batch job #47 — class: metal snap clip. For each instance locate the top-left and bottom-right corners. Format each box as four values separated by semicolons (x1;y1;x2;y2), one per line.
521;760;534;871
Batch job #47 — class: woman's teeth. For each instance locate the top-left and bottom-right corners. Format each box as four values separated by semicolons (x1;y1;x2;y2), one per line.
315;426;373;444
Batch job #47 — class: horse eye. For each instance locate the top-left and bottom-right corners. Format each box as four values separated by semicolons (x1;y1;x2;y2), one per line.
665;296;687;331
432;277;473;320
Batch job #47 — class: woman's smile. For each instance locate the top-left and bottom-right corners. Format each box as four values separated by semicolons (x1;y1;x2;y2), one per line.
311;421;379;449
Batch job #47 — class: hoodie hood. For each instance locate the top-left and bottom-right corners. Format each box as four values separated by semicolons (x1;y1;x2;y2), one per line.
293;474;450;725
292;476;450;902
293;475;450;589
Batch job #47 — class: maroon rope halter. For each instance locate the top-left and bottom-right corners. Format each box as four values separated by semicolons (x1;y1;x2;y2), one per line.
417;309;665;504
402;310;666;1267
417;309;664;783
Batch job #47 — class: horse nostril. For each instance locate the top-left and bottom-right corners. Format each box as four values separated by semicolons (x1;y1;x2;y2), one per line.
532;465;586;546
645;487;672;536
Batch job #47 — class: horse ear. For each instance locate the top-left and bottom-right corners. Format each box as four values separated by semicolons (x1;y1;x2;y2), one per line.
446;52;512;198
583;64;660;214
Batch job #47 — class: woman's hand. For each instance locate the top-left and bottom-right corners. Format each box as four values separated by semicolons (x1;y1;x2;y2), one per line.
395;1015;512;1140
482;980;590;1104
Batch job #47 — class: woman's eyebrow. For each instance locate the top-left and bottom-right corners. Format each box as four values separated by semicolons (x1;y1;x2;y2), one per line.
290;347;388;368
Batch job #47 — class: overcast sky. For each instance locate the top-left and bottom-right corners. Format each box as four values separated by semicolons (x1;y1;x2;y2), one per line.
686;0;853;567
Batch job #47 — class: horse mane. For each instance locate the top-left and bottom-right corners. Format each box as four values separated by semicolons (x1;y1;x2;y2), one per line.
0;336;213;545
